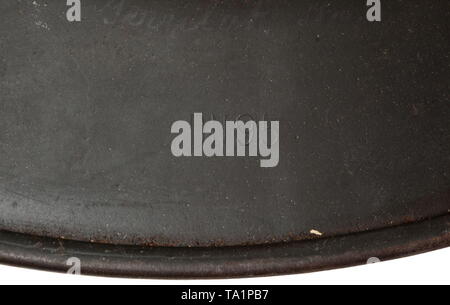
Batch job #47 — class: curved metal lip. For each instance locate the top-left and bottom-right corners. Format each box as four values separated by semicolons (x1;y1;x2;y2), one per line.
0;214;448;279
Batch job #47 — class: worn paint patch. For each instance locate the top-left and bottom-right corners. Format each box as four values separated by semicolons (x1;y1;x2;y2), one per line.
310;230;323;236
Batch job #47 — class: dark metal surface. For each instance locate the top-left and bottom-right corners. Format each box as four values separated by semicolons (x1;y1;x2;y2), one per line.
0;0;449;277
0;214;448;278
